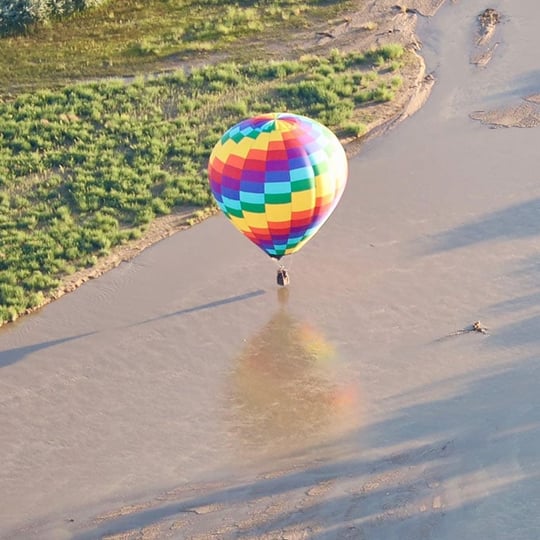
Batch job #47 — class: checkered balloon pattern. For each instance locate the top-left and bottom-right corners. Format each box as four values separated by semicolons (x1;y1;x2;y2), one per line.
208;113;348;259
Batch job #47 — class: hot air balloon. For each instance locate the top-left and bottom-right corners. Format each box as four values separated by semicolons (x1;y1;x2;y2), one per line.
207;113;348;286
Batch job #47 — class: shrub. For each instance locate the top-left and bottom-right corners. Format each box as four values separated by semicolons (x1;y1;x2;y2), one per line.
0;0;108;36
0;283;26;309
342;122;367;138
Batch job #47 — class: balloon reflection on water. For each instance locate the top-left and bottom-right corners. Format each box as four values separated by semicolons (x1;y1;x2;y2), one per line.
229;299;360;453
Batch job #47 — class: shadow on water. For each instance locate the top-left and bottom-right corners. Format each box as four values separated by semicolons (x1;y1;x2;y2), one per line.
226;287;360;456
129;289;266;327
425;198;540;253
68;353;540;540
488;314;540;348
0;291;266;367
485;252;540;347
483;69;540;104
0;332;96;369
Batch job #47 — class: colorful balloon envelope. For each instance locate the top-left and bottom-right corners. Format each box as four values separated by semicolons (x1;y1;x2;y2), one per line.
208;113;348;260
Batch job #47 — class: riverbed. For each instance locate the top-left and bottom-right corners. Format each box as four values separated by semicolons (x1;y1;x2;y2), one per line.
2;1;540;538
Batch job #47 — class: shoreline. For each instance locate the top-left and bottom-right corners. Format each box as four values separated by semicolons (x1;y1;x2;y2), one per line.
3;1;443;327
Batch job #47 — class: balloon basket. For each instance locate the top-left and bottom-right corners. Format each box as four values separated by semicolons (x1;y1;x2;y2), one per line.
277;267;290;287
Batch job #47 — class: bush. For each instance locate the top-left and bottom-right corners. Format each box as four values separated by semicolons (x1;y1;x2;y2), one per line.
0;0;108;35
342;122;367;138
0;283;26;309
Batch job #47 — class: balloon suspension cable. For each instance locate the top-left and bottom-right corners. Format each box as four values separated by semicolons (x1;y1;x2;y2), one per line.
271;254;293;271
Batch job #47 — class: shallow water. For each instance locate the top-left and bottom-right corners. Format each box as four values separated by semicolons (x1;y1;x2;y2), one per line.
2;1;540;538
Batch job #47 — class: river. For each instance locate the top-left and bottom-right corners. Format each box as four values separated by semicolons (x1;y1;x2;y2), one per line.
2;1;540;538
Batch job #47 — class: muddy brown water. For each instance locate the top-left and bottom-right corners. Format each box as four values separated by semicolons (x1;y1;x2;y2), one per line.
2;1;540;538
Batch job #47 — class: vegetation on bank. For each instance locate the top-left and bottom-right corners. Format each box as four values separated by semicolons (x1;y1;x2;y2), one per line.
0;0;107;37
0;0;352;91
0;44;407;323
